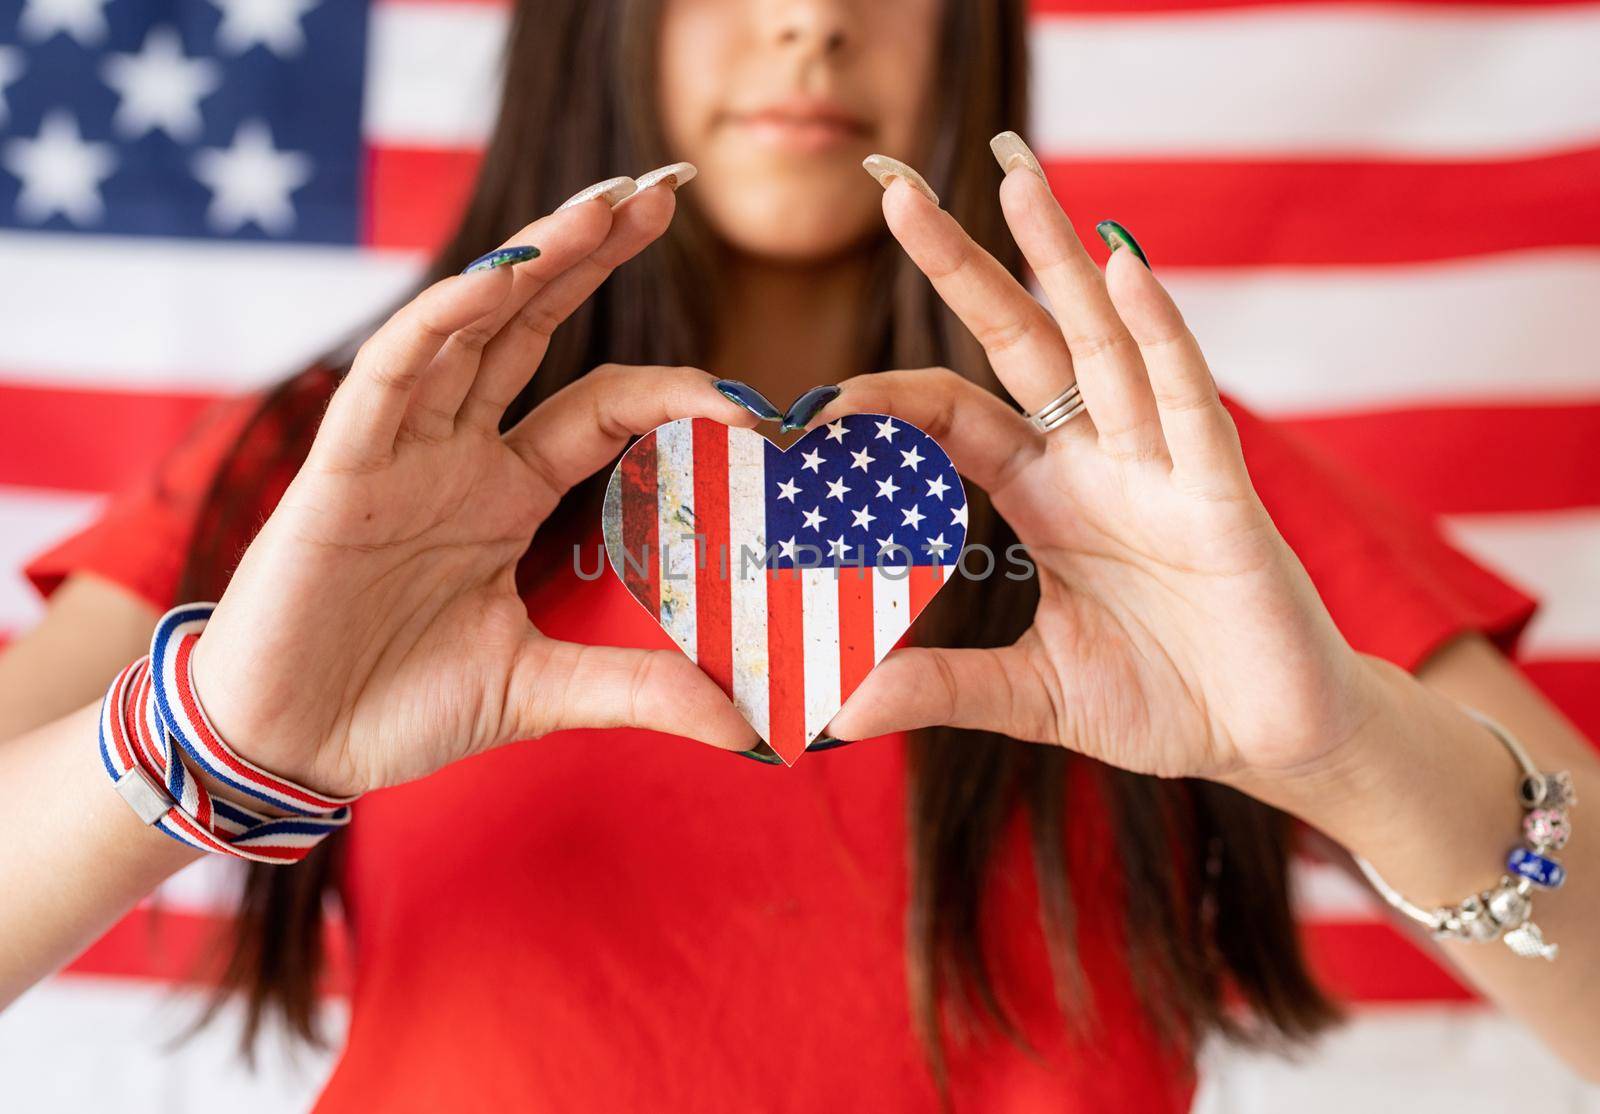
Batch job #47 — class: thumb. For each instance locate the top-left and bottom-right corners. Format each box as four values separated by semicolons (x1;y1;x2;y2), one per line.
827;644;1052;744
515;639;759;752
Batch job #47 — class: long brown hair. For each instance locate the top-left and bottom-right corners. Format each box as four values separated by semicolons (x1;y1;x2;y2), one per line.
182;0;1338;1081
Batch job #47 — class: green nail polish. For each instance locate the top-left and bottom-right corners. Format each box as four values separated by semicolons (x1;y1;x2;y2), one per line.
462;245;540;274
713;379;782;421
808;735;855;753
1095;220;1148;268
779;385;841;432
735;740;785;764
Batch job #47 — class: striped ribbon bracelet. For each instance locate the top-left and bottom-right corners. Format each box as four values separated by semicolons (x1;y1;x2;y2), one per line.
99;603;357;863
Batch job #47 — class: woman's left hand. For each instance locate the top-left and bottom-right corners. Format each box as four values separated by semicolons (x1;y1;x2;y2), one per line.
815;158;1379;785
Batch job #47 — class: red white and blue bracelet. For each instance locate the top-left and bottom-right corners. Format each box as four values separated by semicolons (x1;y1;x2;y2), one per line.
99;603;357;864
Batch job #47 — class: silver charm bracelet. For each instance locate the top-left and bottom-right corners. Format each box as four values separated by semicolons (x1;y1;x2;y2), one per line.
1352;707;1576;961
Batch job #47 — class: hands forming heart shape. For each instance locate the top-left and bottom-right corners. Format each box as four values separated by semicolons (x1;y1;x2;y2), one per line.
185;155;1379;809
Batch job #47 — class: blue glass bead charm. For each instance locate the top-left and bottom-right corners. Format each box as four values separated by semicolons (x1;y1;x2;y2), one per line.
1508;847;1566;889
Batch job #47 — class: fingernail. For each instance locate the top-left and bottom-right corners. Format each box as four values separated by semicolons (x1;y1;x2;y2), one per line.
779;385;841;432
713;379;782;421
989;130;1046;183
1095;220;1149;268
461;245;540;274
861;154;939;206
634;161;697;192
808;735;855;753
557;175;638;211
735;740;785;765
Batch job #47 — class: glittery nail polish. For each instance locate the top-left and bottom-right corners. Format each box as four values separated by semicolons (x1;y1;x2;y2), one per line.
861;154;939;206
1095;220;1150;268
989;130;1046;183
779;385;841;432
713;379;782;421
461;245;540;274
557;175;638;212
634;162;698;192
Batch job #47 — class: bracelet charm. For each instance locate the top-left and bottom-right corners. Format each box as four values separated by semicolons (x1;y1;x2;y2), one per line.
1508;847;1567;889
1524;808;1572;851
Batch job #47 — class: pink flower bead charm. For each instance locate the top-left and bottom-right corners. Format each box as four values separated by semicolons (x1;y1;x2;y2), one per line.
1523;808;1571;851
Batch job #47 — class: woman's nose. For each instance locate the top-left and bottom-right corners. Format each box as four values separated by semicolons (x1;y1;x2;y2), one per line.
769;0;851;57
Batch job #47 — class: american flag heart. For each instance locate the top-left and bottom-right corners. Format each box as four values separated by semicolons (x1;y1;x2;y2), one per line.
602;414;968;764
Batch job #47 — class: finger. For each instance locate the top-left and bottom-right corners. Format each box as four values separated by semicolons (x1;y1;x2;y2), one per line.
827;644;1053;743
522;641;759;752
403;200;618;439
505;364;759;499
994;153;1166;463
313;268;515;471
462;184;680;429
805;367;1041;496
877;178;1083;424
1103;247;1249;492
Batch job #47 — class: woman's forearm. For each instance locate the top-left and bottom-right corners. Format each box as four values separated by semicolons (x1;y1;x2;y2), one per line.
0;701;201;1008
1234;640;1600;1079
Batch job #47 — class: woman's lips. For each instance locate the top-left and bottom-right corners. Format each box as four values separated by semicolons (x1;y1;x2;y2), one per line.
724;103;870;154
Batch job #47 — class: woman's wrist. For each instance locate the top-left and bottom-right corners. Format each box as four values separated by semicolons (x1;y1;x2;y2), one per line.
189;764;300;818
1229;653;1525;904
99;604;355;863
67;700;209;874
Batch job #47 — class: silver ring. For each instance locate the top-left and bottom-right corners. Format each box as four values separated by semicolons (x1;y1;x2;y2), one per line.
1026;382;1088;433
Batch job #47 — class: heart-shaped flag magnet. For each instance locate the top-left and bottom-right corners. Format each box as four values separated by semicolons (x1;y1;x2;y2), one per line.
602;413;967;765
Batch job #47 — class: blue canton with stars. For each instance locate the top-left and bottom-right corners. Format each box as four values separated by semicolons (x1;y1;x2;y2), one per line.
764;414;967;569
0;0;367;243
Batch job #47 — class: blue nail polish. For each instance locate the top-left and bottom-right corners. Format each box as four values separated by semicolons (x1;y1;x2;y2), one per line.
808;735;855;753
779;385;842;432
1094;220;1149;268
713;379;782;421
462;245;540;274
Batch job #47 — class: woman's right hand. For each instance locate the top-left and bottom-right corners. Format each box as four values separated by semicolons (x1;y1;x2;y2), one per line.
188;183;761;799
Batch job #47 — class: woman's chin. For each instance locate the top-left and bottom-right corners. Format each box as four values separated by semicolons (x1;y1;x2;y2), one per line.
694;184;882;264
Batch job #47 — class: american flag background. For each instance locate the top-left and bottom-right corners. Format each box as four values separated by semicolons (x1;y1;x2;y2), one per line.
0;0;1597;1108
603;415;967;765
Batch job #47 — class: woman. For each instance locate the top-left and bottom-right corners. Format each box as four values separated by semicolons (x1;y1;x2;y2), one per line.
1;0;1595;1109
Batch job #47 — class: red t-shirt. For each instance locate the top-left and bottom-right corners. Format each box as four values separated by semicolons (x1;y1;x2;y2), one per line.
27;392;1535;1112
